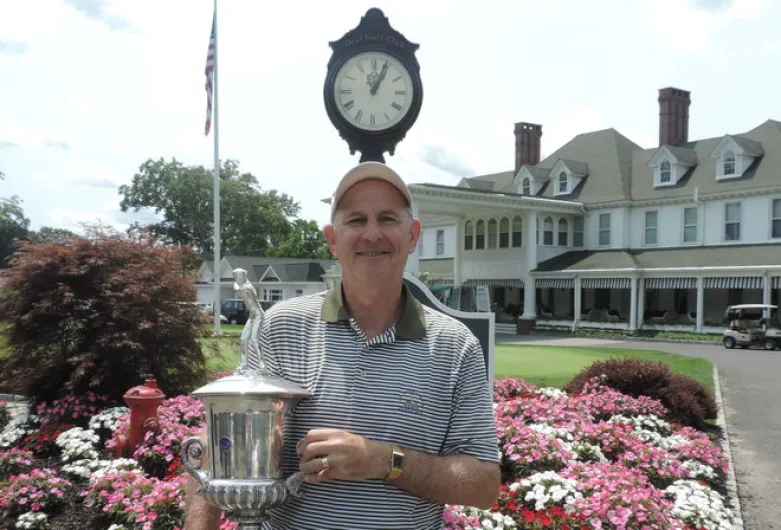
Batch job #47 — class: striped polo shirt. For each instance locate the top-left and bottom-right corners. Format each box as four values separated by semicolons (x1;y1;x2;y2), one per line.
253;282;500;530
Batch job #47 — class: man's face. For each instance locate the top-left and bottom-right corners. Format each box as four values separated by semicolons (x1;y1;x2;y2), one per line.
324;179;421;285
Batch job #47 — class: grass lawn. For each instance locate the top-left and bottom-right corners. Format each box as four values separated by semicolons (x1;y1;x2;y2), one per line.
495;344;714;393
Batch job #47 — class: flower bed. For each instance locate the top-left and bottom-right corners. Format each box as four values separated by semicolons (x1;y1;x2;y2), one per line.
0;375;737;529
444;376;736;530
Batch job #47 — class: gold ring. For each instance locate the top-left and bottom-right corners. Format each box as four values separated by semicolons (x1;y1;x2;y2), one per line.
320;457;329;470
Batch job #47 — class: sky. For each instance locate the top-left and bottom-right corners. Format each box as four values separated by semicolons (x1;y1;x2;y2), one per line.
1;0;780;234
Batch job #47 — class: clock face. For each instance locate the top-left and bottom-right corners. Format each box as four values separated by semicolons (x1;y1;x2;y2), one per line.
333;51;414;132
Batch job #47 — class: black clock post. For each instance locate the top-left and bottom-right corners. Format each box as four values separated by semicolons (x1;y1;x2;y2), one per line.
323;8;423;163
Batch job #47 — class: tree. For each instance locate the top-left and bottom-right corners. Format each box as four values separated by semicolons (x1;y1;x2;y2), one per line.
0;227;210;403
0;172;31;268
28;226;80;245
267;219;332;259
119;158;318;257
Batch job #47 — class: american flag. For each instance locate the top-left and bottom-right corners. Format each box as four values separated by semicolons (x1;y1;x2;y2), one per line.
204;13;216;136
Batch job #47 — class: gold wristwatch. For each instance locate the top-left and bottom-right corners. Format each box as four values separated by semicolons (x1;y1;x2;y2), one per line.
386;445;405;481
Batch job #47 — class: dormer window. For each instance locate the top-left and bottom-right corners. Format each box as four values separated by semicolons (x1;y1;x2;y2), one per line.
711;135;763;180
649;146;696;187
723;150;736;176
522;177;530;195
550;160;587;197
558;172;567;193
660;160;671;183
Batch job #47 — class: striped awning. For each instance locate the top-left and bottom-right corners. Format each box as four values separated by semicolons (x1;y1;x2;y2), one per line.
645;277;696;290
463;278;524;288
774;277;780;289
704;277;763;289
536;278;575;288
581;277;630;289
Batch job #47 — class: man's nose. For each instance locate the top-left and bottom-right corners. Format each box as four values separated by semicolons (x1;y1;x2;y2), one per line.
361;219;383;241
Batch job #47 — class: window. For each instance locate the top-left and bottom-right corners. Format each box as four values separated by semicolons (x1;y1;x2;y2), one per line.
543;217;554;245
573;216;584;247
419;233;424;255
499;217;510;247
644;211;658;245
522;178;531;195
724;202;741;241
436;229;445;255
475;220;485;249
723;150;736;176
772;199;781;239
295;289;303;297
264;289;283;301
558;218;568;246
598;213;611;246
487;219;498;248
683;207;698;243
660;160;671;183
464;221;473;250
558;172;568;193
511;216;523;247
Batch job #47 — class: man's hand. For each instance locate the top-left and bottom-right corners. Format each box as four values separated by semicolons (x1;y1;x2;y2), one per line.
297;428;389;484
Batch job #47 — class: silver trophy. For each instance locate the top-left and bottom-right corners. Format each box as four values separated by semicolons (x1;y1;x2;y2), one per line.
182;269;310;530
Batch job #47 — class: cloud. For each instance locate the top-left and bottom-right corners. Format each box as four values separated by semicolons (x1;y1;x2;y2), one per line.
0;140;19;149
41;140;71;150
0;39;27;55
67;163;128;188
417;145;475;178
63;0;134;32
689;0;734;12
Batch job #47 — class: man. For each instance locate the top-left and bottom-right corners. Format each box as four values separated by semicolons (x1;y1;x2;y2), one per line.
184;162;500;529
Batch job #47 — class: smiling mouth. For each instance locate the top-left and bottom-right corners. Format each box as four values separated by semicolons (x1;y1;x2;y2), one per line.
357;251;389;257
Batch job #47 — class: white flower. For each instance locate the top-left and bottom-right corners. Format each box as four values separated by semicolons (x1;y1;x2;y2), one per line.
682;460;718;481
55;426;100;462
15;512;48;530
566;441;608;463
516;471;582;511
88;407;129;433
61;457;140;481
535;387;567;400
528;423;574;442
664;479;735;530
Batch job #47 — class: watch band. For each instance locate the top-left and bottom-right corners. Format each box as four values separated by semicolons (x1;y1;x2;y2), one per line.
386;445;405;481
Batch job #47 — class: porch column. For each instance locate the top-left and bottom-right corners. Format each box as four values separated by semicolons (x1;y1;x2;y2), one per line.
637;278;645;330
453;221;463;285
405;204;420;276
573;277;582;328
522;212;537;319
696;277;704;333
763;272;772;320
629;277;639;331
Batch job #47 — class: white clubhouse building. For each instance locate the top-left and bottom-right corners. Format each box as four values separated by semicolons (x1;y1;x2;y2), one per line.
407;87;781;334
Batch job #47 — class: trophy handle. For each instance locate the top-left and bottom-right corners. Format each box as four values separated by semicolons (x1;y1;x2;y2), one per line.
285;471;306;498
182;436;209;487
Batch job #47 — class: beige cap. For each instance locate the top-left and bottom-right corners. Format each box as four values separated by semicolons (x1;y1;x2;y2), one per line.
330;161;413;220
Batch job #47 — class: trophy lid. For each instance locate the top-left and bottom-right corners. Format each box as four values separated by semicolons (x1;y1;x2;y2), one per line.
191;370;310;400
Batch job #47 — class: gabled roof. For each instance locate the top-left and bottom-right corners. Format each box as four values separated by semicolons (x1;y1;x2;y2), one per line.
631;119;780;201
518;165;551;182
554;159;589;176
203;255;336;283
649;145;698;167
710;134;765;157
458;171;514;193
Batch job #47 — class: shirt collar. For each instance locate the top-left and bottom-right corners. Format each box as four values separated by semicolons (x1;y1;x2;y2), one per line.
321;280;426;340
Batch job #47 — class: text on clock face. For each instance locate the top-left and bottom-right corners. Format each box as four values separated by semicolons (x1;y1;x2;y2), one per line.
334;52;414;131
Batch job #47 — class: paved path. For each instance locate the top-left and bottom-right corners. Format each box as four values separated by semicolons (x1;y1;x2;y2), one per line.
498;334;781;530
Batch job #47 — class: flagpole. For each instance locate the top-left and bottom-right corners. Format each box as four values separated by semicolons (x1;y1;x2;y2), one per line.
212;0;221;334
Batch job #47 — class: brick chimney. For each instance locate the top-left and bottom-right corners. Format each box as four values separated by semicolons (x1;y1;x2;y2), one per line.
658;87;691;147
514;122;542;173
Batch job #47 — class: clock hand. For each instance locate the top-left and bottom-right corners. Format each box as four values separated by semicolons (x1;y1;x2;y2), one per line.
370;61;390;95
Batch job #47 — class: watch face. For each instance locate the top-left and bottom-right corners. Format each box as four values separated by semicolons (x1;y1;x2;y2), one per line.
333;51;414;132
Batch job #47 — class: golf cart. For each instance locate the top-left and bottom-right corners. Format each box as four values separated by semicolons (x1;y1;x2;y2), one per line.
722;304;780;350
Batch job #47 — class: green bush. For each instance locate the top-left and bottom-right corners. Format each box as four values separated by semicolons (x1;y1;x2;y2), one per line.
0;228;209;404
563;358;717;429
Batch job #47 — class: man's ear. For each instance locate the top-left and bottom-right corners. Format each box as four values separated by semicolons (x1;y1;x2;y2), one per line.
324;224;338;258
408;218;422;255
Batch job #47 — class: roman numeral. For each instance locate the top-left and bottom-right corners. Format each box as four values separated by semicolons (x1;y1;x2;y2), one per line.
356;62;365;73
370;114;376;126
344;100;354;110
340;89;352;94
384;112;391;121
371;58;377;70
392;76;402;83
395;90;406;95
391;102;402;111
345;75;356;81
355;110;363;123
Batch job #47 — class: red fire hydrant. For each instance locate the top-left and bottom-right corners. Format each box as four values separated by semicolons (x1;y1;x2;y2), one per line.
113;379;166;459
